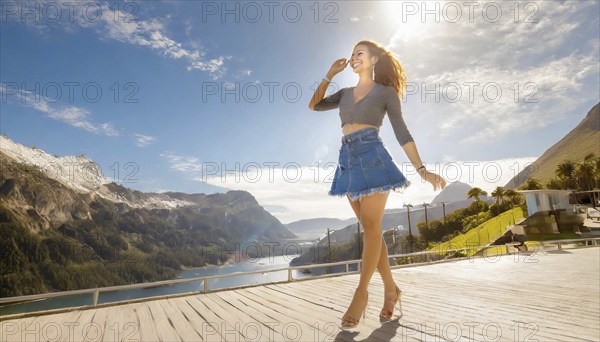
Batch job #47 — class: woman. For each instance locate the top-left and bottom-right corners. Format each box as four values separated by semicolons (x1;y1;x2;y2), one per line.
308;39;446;329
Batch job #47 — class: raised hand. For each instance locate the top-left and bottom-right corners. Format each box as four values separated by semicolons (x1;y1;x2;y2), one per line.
327;58;349;77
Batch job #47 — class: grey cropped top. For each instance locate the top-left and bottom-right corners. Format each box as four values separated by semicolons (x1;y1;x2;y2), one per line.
313;82;414;146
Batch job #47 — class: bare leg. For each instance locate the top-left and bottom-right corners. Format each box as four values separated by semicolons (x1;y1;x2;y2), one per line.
377;235;399;308
341;191;389;325
347;195;398;315
377;236;396;286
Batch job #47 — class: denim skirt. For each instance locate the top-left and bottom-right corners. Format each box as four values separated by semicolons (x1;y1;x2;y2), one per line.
329;127;410;201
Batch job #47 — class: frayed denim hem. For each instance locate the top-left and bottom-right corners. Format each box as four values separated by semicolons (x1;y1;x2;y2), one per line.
328;180;411;201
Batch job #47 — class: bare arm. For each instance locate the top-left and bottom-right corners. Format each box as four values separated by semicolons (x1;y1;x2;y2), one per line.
386;87;446;190
401;141;446;191
308;70;337;110
401;141;425;171
308;58;348;110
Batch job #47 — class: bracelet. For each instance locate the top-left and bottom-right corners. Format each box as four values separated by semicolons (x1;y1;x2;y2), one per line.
416;164;426;172
323;76;332;83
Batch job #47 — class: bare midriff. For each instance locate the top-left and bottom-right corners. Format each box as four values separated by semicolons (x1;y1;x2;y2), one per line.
342;123;379;136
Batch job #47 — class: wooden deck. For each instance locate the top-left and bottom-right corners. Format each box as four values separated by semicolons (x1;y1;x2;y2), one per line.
1;246;599;342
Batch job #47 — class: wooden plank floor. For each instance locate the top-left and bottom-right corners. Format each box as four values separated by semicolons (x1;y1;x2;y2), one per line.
1;247;599;342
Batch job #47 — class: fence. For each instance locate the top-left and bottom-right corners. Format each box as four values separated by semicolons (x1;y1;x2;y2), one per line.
1;237;598;318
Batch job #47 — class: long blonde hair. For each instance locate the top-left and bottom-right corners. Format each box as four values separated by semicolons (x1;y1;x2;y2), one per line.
355;40;408;99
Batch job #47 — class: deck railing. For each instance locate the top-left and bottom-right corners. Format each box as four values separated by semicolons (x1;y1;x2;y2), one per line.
1;237;598;316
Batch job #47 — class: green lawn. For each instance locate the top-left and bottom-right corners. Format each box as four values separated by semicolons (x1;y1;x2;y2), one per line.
429;207;526;257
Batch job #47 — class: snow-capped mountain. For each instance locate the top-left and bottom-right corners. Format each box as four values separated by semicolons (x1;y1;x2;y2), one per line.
0;134;297;296
0;135;193;209
0;135;110;192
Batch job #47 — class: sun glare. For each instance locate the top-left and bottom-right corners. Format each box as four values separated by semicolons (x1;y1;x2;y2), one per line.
383;1;434;43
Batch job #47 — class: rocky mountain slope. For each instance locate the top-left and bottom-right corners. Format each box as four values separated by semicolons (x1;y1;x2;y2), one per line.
505;102;600;188
0;136;295;296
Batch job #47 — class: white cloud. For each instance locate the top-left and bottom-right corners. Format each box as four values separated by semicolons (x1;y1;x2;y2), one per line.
389;1;596;73
8;0;232;80
95;3;230;79
417;52;599;143
133;133;156;147
385;0;599;145
184;21;193;36
187;56;231;80
0;84;119;137
97;122;118;137
236;69;253;78
160;151;205;173
195;157;537;224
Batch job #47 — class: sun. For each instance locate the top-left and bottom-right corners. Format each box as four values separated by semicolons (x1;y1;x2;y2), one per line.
382;1;433;43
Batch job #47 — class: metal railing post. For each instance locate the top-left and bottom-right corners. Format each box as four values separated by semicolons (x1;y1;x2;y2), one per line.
92;289;99;306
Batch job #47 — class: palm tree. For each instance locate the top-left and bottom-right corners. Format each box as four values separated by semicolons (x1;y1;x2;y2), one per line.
504;189;522;206
546;178;563;190
491;186;506;215
491;186;505;205
556;161;576;189
467;187;488;216
575;153;597;191
467;187;487;203
521;178;542;190
594;156;600;188
575;161;595;191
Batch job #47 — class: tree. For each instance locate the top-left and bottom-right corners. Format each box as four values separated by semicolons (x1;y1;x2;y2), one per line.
467;187;487;203
575;161;595;191
491;186;506;215
467;187;488;212
573;153;597;191
520;178;542;190
546;178;563;190
595;155;600;188
556;161;576;189
491;187;505;206
542;155;600;191
504;189;523;207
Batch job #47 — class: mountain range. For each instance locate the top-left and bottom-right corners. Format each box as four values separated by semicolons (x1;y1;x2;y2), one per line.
0;135;295;296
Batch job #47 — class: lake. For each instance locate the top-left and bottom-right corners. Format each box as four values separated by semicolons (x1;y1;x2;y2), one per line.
0;253;309;316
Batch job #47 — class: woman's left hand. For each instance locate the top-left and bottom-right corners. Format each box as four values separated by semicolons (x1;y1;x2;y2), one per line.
420;170;446;191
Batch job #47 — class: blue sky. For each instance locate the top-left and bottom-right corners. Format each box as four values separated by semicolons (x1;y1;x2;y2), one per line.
1;0;599;224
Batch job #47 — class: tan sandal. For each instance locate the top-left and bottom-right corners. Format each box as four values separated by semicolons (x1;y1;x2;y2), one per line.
340;288;369;329
379;285;402;321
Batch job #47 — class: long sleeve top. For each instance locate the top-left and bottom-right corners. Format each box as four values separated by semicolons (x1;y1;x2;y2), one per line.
312;82;414;146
